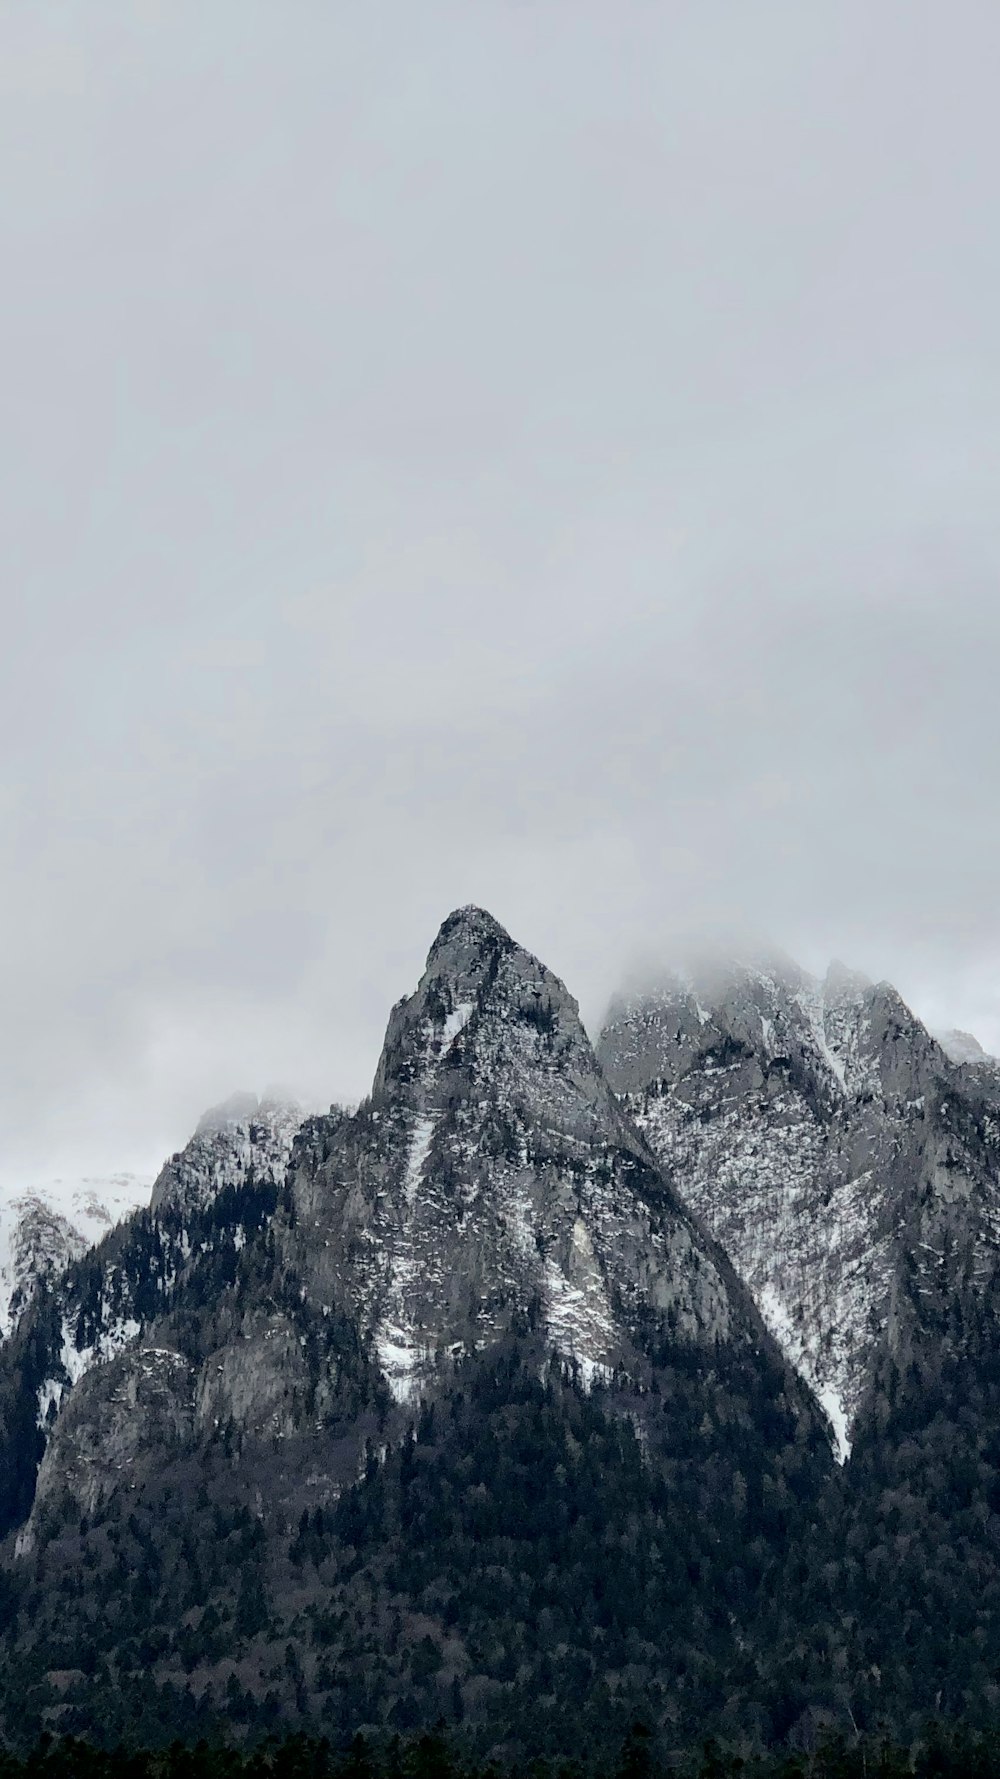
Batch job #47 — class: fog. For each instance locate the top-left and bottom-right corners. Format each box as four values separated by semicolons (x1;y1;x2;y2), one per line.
2;2;1000;1180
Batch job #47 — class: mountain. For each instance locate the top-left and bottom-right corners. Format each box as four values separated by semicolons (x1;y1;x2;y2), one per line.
0;909;831;1752
597;954;1000;1456
935;1027;994;1066
286;903;751;1399
596;955;1000;1736
0;1091;308;1541
0;1174;150;1339
9;915;1000;1752
150;1090;304;1215
0;1087;300;1388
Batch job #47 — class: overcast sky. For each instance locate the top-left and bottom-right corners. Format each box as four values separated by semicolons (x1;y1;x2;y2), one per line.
3;1;1000;1180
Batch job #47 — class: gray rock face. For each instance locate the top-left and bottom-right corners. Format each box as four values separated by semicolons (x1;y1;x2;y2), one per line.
21;1346;196;1550
597;956;1000;1456
151;1091;303;1214
286;906;753;1406
21;1095;307;1454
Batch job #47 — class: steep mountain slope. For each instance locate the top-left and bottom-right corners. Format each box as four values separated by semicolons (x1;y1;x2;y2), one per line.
0;1092;310;1541
284;904;752;1403
150;1091;303;1214
22;910;816;1526
597;956;1000;1455
0;1174;150;1338
0;909;831;1752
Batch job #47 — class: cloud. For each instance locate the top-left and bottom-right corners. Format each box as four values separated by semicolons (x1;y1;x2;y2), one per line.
2;1;1000;1179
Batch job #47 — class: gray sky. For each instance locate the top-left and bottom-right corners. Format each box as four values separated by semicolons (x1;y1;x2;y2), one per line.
3;1;1000;1180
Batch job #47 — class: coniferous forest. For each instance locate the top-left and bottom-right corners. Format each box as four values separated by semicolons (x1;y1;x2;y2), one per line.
9;1723;1000;1779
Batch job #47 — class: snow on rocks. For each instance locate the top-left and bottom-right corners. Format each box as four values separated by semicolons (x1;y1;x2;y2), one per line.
151;1091;304;1215
24;1092;307;1443
288;907;751;1412
0;1173;151;1340
598;953;998;1456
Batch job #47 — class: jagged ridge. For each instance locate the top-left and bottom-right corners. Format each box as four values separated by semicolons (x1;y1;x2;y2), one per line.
598;952;1000;1455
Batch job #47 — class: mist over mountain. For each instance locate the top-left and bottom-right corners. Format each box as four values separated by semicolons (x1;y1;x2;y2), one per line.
0;908;995;1755
598;954;1000;1457
5;3;1000;1205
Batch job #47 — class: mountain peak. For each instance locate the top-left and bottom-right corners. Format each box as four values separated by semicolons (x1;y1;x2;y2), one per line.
152;1091;304;1214
296;907;768;1407
372;907;579;1107
934;1026;991;1065
427;904;512;960
824;959;872;997
598;940;997;1454
194;1091;260;1136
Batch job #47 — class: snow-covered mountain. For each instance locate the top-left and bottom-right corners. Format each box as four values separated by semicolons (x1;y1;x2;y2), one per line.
598;954;1000;1457
0;1173;151;1338
0;1089;303;1358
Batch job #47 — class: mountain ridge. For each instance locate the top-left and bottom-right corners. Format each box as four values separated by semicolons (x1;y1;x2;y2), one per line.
0;906;833;1750
3;911;1000;1751
597;950;1000;1454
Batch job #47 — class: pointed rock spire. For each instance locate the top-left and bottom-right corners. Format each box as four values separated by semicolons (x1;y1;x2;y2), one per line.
291;908;769;1407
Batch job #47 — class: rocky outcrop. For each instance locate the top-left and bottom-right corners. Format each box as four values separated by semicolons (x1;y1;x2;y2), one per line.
1;1095;308;1541
0;1174;151;1339
285;907;756;1406
151;1091;303;1215
20;1345;196;1549
598;955;1000;1456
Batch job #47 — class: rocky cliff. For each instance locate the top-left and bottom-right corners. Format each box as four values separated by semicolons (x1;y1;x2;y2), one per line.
597;954;1000;1454
150;1091;303;1215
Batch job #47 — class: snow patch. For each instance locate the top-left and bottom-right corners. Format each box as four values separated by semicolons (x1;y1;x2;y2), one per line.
757;1284;851;1461
402;1116;435;1207
35;1309;144;1427
542;1220;617;1384
0;1174;150;1341
795;985;847;1088
441;1001;474;1046
819;1386;852;1464
374;1322;424;1404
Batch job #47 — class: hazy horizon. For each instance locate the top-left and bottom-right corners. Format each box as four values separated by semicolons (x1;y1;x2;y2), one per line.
3;2;1000;1183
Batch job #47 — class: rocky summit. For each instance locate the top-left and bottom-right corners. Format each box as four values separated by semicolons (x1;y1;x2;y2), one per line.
150;1090;304;1215
598;953;1000;1455
285;904;754;1405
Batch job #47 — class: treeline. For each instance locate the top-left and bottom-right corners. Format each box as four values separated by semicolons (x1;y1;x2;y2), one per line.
8;1322;1000;1752
6;1725;1000;1779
